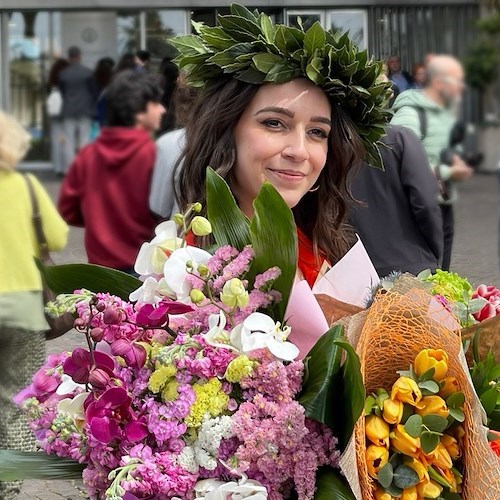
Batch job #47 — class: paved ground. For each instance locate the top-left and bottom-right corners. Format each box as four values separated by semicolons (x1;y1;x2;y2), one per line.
14;169;500;499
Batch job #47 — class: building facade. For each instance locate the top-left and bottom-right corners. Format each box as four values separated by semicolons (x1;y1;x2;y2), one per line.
0;0;480;166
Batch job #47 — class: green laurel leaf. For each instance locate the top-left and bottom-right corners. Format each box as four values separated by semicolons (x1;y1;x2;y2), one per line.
252;53;284;73
304;21;326;55
264;61;301;83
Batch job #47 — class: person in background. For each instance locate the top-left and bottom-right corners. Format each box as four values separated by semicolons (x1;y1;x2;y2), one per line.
150;76;197;219
116;53;137;73
157;56;180;135
58;46;95;174
135;50;151;72
92;57;115;127
391;54;473;271
0;112;68;499
47;57;69;176
350;125;443;277
58;70;165;273
387;55;413;94
410;63;426;89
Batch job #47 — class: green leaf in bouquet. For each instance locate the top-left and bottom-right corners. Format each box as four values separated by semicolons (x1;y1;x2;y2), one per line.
443;493;462;500
422;414;449;433
401;404;415;424
446;392;465;409
448;407;465;422
429;465;454;489
404;414;423;438
375;388;389;409
480;386;498;414
249;181;297;320
313;466;356;499
364;395;376;416
418;379;440;395
421;430;441;454
417;367;436;382
205;167;251;250
0;450;84;481
468;297;488;315
36;260;141;300
377;462;394;489
393;464;420;489
417;268;432;280
385;482;403;497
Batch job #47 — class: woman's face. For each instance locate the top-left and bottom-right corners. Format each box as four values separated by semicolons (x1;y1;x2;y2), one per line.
232;79;331;217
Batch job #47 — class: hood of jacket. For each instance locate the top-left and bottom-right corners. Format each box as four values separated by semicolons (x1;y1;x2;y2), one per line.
91;127;153;170
391;89;442;113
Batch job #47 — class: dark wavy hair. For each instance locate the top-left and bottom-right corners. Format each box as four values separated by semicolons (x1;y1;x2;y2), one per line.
175;77;364;265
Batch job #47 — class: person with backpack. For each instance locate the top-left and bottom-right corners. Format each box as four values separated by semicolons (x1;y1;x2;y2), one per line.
390;54;473;271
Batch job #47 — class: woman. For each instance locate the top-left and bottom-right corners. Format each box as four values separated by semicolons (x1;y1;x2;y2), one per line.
0;112;68;499
173;6;392;287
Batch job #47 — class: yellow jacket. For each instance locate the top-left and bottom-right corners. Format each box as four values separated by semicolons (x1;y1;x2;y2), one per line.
0;171;68;293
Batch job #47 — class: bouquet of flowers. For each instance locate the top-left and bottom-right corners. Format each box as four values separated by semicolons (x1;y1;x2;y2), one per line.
6;170;364;500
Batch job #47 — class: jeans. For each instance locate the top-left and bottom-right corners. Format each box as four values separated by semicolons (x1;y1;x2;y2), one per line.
61;116;92;173
440;204;454;271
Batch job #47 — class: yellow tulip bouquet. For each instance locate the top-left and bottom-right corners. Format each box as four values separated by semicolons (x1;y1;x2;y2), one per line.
364;349;464;499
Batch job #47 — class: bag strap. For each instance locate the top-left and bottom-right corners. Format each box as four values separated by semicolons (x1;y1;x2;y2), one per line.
409;105;427;141
23;174;51;262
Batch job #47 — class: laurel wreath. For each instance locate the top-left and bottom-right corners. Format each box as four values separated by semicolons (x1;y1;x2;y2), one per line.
170;3;393;167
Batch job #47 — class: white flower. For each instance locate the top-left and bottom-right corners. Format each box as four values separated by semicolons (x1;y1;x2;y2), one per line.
57;392;90;424
194;475;268;499
178;446;199;474
134;221;183;276
230;312;299;361
56;374;85;395
163;246;212;300
204;311;238;352
129;276;175;304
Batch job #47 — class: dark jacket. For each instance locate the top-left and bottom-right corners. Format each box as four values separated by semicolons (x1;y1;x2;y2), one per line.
350;125;443;277
58;127;158;269
58;63;95;118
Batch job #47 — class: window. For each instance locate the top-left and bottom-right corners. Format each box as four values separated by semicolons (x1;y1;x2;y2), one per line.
328;10;368;50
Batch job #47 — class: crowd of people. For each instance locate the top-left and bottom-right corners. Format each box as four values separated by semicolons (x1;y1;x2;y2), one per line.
0;33;482;499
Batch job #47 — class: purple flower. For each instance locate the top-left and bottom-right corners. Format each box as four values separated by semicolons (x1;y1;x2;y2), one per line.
63;348;115;384
136;299;194;328
110;340;147;368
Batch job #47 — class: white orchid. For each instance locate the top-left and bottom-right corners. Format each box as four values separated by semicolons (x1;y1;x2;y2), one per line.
129;276;175;304
230;312;299;361
57;392;90;425
204;311;238;352
134;221;183;276
163;246;212;300
194;475;267;499
56;374;86;395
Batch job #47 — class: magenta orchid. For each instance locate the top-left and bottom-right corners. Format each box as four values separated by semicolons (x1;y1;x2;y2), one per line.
135;299;194;328
110;339;147;368
63;348;115;385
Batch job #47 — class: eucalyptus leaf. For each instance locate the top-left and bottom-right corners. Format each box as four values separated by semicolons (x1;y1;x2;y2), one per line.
0;450;84;481
404;414;423;438
418;380;440;395
418;367;436;382
421;431;440;454
36;260;141;300
449;407;465;422
401;404;415;424
248;182;297;320
393;465;420;489
205;168;251;250
447;392;465;409
385;483;403;497
313;466;356;499
422;414;449;433
377;462;393;489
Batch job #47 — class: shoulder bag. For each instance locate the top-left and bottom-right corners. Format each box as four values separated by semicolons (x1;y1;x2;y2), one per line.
24;174;74;340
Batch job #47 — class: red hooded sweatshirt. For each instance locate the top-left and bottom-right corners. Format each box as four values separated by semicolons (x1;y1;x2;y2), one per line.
58;127;158;269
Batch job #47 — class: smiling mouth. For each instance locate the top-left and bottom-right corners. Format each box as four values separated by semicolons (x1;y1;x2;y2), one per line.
267;168;306;180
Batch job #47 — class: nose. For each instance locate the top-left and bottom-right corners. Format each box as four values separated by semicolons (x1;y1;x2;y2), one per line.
282;128;309;163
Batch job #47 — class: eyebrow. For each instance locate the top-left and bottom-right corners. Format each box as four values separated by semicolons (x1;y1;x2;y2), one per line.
255;106;332;127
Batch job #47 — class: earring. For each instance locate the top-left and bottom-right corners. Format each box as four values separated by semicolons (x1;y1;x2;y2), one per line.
308;184;320;193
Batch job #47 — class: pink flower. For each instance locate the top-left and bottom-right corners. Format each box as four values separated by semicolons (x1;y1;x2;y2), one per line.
136;300;193;328
63;348;115;385
473;284;500;321
110;340;147;368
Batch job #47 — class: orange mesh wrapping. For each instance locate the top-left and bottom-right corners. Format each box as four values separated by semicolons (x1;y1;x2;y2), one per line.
351;288;500;499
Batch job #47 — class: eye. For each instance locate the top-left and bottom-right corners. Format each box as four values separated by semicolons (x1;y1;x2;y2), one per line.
261;118;284;129
308;128;329;139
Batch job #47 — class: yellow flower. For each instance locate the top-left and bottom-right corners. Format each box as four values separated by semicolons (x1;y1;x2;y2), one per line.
190;289;206;304
414;349;448;381
425;442;453;470
148;365;177;394
191;216;212;237
401;486;417;500
383;398;404;425
366;445;389;479
365;414;390;447
416;479;443;498
404;457;429;482
391;377;422;406
441;434;460;460
439;376;460;399
415;395;449;419
374;488;395;500
220;278;249;308
185;378;229;428
391;424;420;457
162;380;179;402
224;355;255;383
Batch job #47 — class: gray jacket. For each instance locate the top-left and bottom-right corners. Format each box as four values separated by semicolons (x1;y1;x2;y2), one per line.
350;125;443;277
58;63;95;118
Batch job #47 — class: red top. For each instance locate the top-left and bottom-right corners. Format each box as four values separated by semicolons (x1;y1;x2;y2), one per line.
58;127;158;269
185;227;324;288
